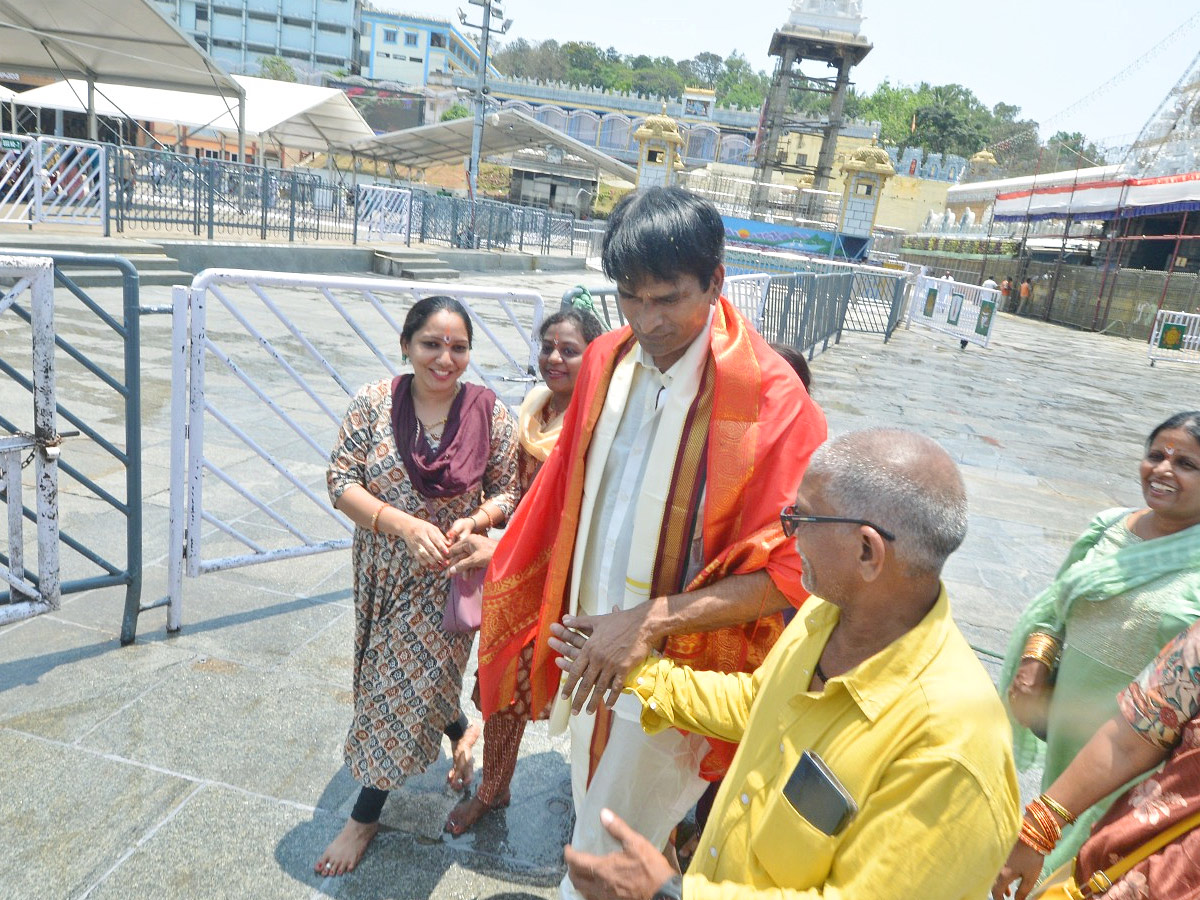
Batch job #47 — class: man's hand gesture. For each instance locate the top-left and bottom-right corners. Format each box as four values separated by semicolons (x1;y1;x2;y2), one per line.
564;808;677;900
549;606;655;714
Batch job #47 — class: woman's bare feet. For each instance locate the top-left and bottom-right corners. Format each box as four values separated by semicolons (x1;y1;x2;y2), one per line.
444;788;511;835
314;819;379;877
447;723;481;791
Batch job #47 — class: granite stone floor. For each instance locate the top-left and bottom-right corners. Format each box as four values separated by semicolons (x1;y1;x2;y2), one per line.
1;267;1193;899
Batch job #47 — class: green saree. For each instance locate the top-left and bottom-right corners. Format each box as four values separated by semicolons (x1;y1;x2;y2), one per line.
999;508;1200;872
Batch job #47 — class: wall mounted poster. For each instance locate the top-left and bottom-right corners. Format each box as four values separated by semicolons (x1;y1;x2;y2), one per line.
722;216;836;256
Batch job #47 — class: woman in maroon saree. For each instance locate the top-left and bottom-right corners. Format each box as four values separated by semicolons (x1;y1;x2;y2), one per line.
992;614;1200;900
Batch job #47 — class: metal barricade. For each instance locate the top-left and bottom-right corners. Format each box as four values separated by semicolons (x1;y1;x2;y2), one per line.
907;274;1000;348
111;146;355;243
166;269;545;631
0;256;59;624
0;134;107;230
761;272;852;357
0;252;143;636
1148;309;1200;367
725;273;771;331
843;269;910;341
0;134;36;224
355;184;413;244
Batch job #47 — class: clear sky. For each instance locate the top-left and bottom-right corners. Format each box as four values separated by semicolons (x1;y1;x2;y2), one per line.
388;0;1200;151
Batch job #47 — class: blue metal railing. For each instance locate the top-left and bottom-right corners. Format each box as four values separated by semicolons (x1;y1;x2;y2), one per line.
0;251;144;643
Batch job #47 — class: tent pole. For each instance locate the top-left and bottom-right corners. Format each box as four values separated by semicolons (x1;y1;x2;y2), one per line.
237;97;246;164
87;79;98;141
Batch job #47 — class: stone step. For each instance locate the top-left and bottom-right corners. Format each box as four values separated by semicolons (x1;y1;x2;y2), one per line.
374;250;459;281
48;267;194;288
400;263;460;280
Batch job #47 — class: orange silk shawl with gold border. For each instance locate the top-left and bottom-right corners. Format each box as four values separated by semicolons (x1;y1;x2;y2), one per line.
478;295;827;777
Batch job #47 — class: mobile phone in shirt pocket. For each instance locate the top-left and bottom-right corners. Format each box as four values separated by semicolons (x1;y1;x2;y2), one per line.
782;750;858;836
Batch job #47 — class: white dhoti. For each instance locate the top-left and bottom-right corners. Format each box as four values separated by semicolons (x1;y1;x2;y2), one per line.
560;696;709;900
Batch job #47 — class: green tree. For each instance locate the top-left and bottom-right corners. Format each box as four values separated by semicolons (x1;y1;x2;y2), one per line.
441;103;470;122
715;52;768;109
692;52;724;87
1046;131;1104;169
259;55;297;82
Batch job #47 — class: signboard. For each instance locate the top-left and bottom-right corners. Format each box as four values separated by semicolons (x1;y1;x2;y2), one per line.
1;137;24;151
976;298;997;336
1158;322;1188;350
724;215;836;256
946;292;964;326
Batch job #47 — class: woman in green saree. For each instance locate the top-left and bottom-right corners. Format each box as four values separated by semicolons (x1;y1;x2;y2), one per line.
1001;410;1200;875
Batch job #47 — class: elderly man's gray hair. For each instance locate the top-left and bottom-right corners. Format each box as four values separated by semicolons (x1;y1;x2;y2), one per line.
805;429;968;575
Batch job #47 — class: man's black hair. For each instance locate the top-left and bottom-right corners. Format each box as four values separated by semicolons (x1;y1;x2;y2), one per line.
601;187;724;289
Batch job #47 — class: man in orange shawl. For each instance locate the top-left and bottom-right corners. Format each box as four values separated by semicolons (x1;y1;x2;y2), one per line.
478;187;826;900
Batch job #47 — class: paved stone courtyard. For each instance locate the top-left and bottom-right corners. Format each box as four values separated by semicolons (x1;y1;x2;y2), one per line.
1;264;1194;899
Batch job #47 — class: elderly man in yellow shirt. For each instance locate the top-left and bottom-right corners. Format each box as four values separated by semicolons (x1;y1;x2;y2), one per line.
551;428;1021;900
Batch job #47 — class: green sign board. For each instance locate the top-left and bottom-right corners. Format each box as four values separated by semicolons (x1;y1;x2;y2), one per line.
975;298;997;336
1;137;23;151
946;292;965;326
1158;322;1188;350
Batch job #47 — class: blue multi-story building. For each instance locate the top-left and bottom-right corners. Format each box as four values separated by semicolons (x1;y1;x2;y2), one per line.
357;9;497;85
152;0;357;79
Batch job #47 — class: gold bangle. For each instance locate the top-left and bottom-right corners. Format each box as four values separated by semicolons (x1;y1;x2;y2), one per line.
370;504;386;534
477;505;498;530
1021;632;1062;668
1039;793;1077;825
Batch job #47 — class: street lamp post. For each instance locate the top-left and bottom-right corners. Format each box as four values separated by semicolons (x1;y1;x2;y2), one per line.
458;0;511;247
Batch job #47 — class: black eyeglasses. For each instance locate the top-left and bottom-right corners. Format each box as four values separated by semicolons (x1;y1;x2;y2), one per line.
780;505;896;542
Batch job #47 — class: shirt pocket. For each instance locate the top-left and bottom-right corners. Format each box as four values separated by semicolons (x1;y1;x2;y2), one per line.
750;783;837;888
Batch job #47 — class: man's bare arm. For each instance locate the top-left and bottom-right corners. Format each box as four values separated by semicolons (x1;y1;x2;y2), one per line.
557;570;791;714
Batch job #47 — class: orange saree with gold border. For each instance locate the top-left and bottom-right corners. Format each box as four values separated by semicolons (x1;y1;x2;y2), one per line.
478;295;827;778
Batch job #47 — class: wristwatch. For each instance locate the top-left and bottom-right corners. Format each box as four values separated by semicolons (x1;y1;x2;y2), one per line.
652;874;683;900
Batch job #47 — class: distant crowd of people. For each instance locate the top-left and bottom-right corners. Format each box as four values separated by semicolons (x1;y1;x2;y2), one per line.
318;186;1200;900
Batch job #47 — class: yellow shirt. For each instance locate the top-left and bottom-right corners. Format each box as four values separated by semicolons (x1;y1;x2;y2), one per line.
629;586;1020;900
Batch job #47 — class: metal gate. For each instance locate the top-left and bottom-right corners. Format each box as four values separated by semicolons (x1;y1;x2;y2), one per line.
0;256;60;624
356;184;413;244
1;252;143;635
841;269;910;341
166;269;546;630
0;134;107;229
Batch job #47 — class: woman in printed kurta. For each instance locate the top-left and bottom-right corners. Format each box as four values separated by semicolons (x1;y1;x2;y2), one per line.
315;296;520;877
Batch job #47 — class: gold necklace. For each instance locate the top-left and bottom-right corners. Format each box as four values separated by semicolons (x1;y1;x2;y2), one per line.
417;383;460;437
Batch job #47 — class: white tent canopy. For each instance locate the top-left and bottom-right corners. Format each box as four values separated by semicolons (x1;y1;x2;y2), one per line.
343;108;638;182
10;76;374;155
0;0;240;96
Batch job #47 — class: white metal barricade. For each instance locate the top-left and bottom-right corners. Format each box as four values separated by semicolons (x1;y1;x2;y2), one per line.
0;255;61;624
0;134;36;223
1148;309;1200;367
0;134;107;227
357;184;412;242
165;269;545;630
907;274;1000;348
725;273;771;331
